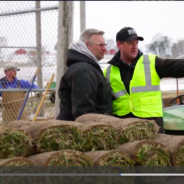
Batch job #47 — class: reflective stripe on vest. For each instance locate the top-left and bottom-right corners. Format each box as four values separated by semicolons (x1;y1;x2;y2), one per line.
131;55;160;93
106;65;126;98
106;55;160;98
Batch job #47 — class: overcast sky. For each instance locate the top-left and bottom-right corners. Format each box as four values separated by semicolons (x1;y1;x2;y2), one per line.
0;1;184;86
1;1;184;53
74;1;184;52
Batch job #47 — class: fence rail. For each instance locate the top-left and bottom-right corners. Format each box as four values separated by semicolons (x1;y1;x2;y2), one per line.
0;6;58;16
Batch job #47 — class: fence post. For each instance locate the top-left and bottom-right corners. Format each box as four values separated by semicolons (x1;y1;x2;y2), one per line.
80;1;86;33
35;1;43;88
55;1;74;118
35;1;44;116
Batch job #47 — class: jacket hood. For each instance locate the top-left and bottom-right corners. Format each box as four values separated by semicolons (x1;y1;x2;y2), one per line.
66;49;101;69
108;49;143;67
69;40;99;63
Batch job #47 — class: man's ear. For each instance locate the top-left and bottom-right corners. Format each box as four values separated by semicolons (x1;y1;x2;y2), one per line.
117;41;122;50
85;42;89;48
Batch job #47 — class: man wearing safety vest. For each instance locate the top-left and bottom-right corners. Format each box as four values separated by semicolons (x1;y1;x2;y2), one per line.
103;27;184;133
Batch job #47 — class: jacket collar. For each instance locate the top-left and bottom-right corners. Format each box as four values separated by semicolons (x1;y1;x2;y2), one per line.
108;50;143;68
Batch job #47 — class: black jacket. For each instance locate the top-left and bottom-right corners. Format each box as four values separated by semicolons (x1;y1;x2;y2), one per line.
56;50;112;121
108;50;184;133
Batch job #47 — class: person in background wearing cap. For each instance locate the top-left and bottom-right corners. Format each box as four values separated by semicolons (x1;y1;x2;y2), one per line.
56;28;112;121
103;27;184;133
0;63;38;96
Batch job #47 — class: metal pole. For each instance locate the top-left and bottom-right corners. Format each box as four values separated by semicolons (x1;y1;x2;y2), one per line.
35;1;44;116
176;78;179;104
0;6;58;17
36;1;43;89
0;46;37;49
0;89;55;92
55;1;74;118
17;68;40;120
176;79;179;96
80;1;86;32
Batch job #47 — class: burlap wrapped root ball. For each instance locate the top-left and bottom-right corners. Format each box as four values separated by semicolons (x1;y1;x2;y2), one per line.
0;128;33;159
78;122;119;152
76;114;159;144
0;157;37;184
17;120;84;153
116;140;171;183
86;150;134;184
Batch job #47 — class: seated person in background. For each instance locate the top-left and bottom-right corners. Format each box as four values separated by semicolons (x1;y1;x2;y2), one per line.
0;63;39;96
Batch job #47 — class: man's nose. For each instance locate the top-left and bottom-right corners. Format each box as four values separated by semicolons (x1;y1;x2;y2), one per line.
133;44;138;49
102;46;106;51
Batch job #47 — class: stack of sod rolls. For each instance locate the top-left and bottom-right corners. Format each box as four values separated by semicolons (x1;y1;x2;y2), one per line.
77;122;118;151
0;128;33;159
116;140;171;183
4;120;119;153
0;157;37;184
2;114;180;184
4;120;84;153
154;133;184;166
85;150;135;184
76;114;160;144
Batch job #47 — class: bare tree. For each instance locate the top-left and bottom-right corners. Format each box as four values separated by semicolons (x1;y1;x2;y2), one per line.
171;39;184;58
146;34;172;57
177;40;184;55
171;43;178;58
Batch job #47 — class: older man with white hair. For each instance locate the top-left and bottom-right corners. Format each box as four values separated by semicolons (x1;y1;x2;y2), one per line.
57;28;112;121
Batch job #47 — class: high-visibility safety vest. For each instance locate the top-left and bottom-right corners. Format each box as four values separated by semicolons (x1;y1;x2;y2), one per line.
103;55;163;117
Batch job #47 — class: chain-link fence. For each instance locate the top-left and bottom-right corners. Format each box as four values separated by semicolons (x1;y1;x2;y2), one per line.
0;1;59;124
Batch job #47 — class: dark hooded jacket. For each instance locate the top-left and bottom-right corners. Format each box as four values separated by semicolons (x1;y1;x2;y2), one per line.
56;50;112;121
108;50;184;133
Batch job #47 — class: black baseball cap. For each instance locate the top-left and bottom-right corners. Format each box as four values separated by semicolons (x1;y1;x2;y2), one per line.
116;27;144;42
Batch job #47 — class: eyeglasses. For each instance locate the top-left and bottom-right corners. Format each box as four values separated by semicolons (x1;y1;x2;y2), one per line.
88;42;107;47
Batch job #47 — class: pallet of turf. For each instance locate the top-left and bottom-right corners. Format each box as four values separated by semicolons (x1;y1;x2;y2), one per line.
4;120;83;153
29;150;92;166
76;114;159;144
78;122;119;151
0;128;33;159
86;150;134;166
29;150;93;184
0;157;36;166
116;140;171;183
4;120;40;129
154;134;184;166
86;150;134;184
0;157;38;184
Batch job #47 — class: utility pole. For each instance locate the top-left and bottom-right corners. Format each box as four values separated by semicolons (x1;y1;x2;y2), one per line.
80;1;86;32
55;1;74;117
